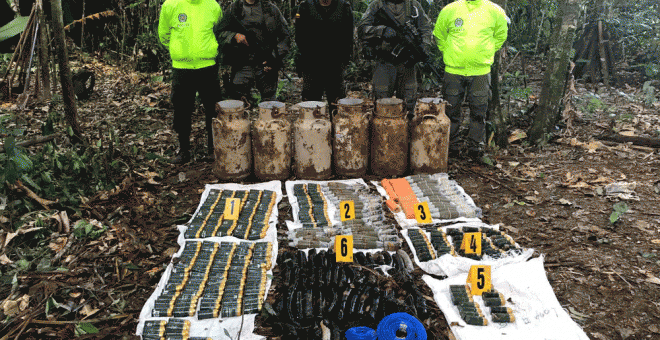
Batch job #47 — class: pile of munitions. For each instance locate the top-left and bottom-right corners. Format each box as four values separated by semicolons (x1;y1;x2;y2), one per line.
382;174;482;220
184;189;276;240
450;284;488;326
449;284;515;326
408;226;523;262
150;240;272;320
263;249;429;339
288;182;400;250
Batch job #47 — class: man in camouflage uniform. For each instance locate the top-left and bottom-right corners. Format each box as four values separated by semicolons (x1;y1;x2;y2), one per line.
217;0;290;102
358;0;433;113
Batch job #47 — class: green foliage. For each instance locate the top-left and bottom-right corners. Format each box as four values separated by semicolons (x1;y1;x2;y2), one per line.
1;113;129;229
73;220;107;239
74;323;100;337
609;202;628;224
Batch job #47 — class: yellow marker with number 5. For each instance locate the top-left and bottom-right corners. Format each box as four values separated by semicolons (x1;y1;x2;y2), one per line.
467;265;491;295
414;202;432;224
224;198;240;220
335;235;353;262
462;232;482;255
340;201;355;222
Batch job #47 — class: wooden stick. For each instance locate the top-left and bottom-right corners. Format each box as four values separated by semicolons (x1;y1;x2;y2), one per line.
10;180;58;209
461;166;521;195
0;134;57;153
31;314;131;325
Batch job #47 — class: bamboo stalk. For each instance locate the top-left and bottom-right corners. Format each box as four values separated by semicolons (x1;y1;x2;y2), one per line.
2;5;36;80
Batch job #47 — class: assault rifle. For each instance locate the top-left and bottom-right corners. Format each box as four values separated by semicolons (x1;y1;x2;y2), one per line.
379;4;443;86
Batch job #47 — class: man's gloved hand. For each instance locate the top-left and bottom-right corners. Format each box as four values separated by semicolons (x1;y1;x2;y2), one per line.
235;33;249;46
383;27;397;40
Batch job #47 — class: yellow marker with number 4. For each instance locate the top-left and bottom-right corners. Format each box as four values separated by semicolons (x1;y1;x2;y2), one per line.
223;198;240;220
414;202;432;224
340;201;355;222
462;232;482;255
335;235;353;262
467;265;491;295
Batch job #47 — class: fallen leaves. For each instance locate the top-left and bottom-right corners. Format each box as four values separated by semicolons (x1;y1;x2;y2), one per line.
1;294;30;317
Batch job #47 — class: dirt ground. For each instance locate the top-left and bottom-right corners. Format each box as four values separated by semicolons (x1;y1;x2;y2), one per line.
1;56;660;340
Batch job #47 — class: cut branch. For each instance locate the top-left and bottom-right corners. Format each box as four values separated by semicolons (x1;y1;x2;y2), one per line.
0;135;57;153
9;180;58;209
597;133;660;148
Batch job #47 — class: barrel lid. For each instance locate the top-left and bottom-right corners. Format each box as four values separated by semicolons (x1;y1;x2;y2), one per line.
217;100;244;110
376;98;403;106
418;97;443;104
259;101;286;110
338;98;364;106
299;101;326;109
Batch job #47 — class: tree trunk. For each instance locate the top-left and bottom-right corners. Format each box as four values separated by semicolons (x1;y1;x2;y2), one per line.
37;0;51;101
528;0;578;145
49;0;83;143
489;0;508;147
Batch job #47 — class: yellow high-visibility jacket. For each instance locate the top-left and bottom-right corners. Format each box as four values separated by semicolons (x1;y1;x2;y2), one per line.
433;0;508;76
158;0;222;69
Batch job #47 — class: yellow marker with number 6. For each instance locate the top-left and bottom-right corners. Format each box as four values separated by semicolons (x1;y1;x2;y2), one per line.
335;235;353;262
223;198;240;220
414;202;432;224
467;265;491;295
340;201;355;222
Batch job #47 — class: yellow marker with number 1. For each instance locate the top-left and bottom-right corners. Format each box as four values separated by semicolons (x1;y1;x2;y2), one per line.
335;235;353;262
467;265;491;295
414;202;432;224
340;201;355;222
224;198;240;220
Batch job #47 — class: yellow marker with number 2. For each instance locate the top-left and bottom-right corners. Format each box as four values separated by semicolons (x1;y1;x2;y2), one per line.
414;202;432;224
340;201;355;222
223;198;240;220
467;265;491;295
335;235;353;262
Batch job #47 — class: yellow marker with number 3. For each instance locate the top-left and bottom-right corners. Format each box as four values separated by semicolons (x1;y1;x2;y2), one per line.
467;265;491;295
223;198;240;220
335;235;353;262
462;232;482;255
414;202;432;224
340;201;355;222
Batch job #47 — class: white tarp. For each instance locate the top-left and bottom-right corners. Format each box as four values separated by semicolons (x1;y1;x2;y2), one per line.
401;221;534;277
136;181;283;340
423;257;590;340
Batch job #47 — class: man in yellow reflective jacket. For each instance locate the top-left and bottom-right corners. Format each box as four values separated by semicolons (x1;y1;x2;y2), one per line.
159;0;222;164
434;0;507;159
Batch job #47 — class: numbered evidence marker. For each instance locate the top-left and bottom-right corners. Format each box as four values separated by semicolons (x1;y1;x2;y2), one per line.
335;235;353;262
460;232;482;255
467;265;492;296
414;202;433;224
340;200;355;222
223;198;241;220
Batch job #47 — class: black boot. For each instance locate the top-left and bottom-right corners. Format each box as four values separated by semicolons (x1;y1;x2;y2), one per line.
171;134;191;164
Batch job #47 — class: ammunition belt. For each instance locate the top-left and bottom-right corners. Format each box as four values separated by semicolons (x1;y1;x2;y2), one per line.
184;189;276;240
408;225;522;262
407;229;436;261
151;240;272;319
